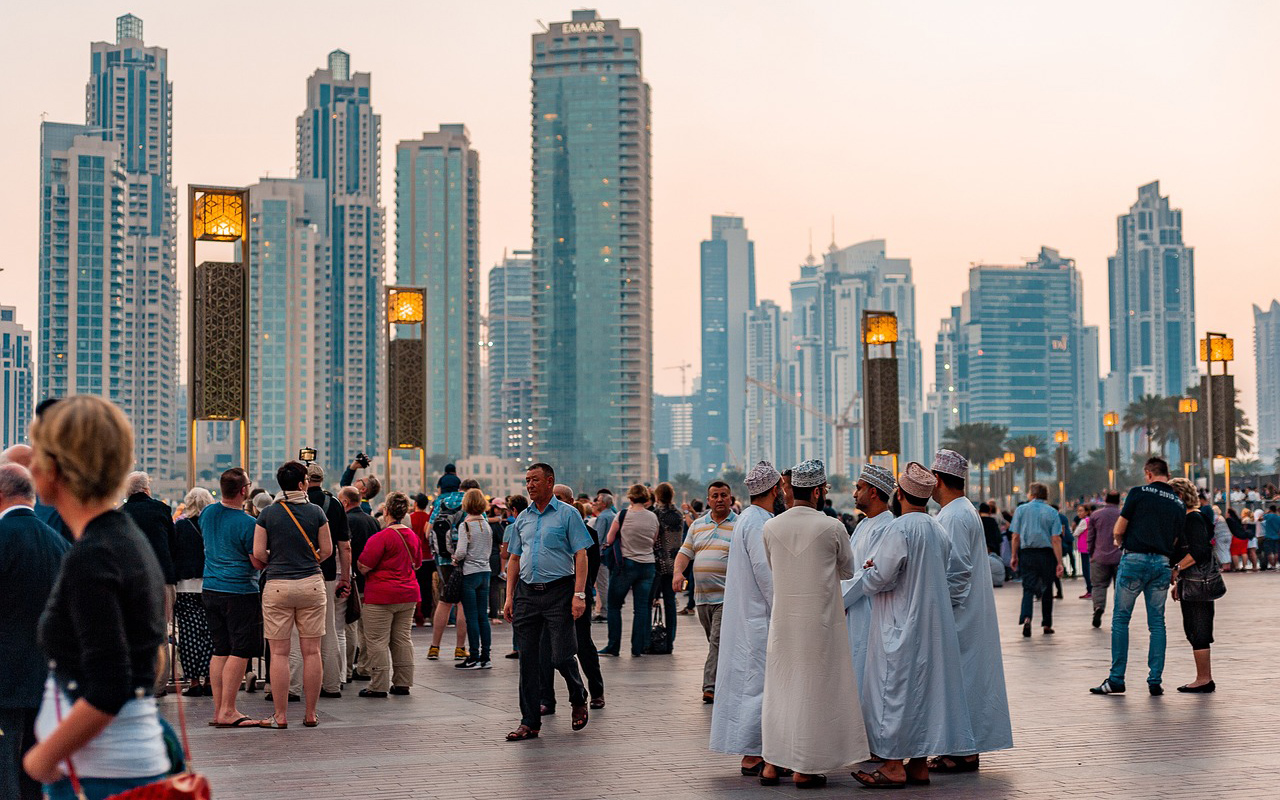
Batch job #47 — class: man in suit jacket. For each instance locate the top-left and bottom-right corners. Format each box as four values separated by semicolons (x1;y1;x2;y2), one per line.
0;445;72;542
121;471;178;695
0;463;70;800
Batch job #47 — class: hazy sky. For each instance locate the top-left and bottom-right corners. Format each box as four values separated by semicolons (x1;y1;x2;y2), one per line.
3;1;1277;444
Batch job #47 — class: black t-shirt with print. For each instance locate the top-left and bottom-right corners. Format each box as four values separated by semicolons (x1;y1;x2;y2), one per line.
1118;481;1184;557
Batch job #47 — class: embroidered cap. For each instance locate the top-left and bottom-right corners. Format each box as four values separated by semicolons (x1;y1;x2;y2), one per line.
790;459;827;489
931;449;969;479
744;460;782;496
858;464;896;497
897;461;937;498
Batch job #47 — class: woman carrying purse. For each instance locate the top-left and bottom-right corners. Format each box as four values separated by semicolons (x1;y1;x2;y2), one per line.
357;492;422;697
1166;478;1222;694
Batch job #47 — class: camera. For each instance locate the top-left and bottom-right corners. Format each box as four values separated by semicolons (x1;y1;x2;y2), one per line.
354;452;371;469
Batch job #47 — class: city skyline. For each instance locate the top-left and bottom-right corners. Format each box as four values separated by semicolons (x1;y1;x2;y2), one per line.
3;2;1277;452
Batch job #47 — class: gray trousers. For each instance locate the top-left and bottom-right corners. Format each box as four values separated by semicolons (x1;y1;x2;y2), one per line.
696;603;723;692
1091;560;1119;614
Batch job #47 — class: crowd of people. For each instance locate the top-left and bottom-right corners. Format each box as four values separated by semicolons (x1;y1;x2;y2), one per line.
0;393;1258;797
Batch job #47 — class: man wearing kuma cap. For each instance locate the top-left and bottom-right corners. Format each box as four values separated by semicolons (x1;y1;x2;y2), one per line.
710;462;783;777
928;450;1013;773
841;464;896;693
851;463;974;788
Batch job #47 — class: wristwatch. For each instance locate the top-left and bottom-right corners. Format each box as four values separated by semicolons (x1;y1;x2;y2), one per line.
573;592;587;600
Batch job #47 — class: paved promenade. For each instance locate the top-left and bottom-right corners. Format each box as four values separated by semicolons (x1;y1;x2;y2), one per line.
177;571;1277;799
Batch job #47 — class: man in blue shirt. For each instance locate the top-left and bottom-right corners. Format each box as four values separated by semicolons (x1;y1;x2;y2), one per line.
200;468;265;728
503;463;593;742
1009;483;1065;637
1260;505;1280;569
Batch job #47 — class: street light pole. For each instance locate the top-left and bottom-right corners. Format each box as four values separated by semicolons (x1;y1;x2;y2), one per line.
1103;412;1119;492
1054;430;1069;506
1023;446;1037;498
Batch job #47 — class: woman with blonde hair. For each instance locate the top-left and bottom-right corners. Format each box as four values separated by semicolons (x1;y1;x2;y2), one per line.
23;397;172;798
357;491;422;696
454;488;495;670
1167;478;1220;693
601;484;660;657
174;487;215;697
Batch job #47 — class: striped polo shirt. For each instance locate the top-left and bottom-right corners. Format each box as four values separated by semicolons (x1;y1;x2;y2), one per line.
678;510;737;605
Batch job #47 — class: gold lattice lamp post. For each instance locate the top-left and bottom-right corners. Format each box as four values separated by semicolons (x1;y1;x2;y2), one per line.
386;286;427;493
1103;412;1119;491
1200;333;1235;503
862;310;900;477
188;186;249;489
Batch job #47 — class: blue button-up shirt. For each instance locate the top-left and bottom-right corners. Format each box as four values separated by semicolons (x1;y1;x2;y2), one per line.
507;497;594;584
1010;499;1063;549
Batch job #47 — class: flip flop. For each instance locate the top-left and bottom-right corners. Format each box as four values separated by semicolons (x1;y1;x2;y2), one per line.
215;716;259;729
853;769;905;789
259;718;288;729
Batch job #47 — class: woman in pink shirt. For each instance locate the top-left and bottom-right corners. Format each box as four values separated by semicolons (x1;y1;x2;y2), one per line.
357;492;422;698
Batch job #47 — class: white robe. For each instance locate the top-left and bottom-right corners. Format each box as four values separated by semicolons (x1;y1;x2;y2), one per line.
761;506;868;773
841;510;895;691
710;503;774;756
852;511;975;760
935;497;1013;755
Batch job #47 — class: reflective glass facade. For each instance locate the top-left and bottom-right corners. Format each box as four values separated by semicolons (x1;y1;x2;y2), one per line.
487;252;534;464
531;10;652;489
0;307;33;448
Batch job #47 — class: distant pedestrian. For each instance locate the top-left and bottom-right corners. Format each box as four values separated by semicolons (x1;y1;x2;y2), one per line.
174;487;215;697
601;484;659;657
1009;484;1065;636
454;488;494;670
357;492;422;697
671;482;736;703
121;470;177;696
1167;479;1220;693
1087;492;1123;627
1091;458;1182;696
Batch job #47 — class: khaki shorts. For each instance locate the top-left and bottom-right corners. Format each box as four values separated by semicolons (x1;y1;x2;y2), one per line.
262;574;327;640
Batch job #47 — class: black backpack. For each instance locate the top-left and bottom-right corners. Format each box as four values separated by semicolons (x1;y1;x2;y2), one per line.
431;494;464;558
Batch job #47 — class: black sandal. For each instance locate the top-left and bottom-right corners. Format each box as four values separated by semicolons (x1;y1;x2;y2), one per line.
741;762;764;777
795;774;828;790
571;702;589;731
853;769;905;789
927;755;979;773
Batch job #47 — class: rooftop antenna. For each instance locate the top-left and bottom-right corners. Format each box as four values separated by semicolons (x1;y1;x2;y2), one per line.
536;19;549;32
805;229;816;267
829;215;838;252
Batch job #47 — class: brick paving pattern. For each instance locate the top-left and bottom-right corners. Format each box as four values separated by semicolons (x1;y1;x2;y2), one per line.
175;571;1277;799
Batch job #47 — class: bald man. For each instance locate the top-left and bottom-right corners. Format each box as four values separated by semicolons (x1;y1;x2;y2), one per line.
0;445;70;541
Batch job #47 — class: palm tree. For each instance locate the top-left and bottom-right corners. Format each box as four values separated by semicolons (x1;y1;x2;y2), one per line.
941;422;1009;498
1002;434;1053;494
1122;394;1178;455
670;473;701;504
721;467;746;497
1234;458;1264;491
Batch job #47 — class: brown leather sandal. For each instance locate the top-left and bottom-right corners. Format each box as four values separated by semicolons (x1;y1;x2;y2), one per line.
505;725;540;742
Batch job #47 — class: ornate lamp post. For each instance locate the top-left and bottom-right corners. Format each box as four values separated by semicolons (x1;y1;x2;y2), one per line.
1178;397;1198;479
1200;333;1235;505
386;286;427;494
188;186;249;489
1023;445;1037;497
1103;412;1120;492
1003;451;1016;505
1054;430;1069;505
862;310;900;477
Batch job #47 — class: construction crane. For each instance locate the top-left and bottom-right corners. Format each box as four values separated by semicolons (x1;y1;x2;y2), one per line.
665;362;694;403
745;376;859;477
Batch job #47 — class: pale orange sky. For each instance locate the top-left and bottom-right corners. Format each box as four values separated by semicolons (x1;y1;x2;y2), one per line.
2;1;1277;446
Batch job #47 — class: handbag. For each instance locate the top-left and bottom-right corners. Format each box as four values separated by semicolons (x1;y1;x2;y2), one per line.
1178;559;1226;602
604;510;627;572
646;600;672;655
441;567;465;604
345;582;363;624
54;647;210;799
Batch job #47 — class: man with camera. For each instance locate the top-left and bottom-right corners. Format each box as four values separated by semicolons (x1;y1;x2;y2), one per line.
341;453;381;514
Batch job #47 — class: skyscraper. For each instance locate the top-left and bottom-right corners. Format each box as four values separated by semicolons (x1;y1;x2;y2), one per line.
697;215;755;470
38;123;125;406
486;251;534;466
1254;301;1280;461
925;305;968;457
246;178;331;480
87;14;179;483
1106;181;1196;404
297;50;385;468
0;306;34;448
958;247;1097;444
531;10;652;488
745;299;790;466
395;125;480;459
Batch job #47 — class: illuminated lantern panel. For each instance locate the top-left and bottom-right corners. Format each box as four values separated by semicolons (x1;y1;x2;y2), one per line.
863;312;899;345
193;191;245;242
1199;337;1234;363
388;289;425;325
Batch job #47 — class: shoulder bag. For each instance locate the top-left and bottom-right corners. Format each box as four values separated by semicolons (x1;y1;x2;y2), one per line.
604;510;627;572
1178;558;1226;602
281;502;322;563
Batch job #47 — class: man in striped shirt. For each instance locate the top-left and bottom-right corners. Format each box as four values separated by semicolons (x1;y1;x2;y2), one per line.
672;481;737;703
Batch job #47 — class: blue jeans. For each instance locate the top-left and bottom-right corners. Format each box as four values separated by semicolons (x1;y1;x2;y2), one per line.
45;774;166;800
606;559;656;654
1109;552;1172;686
460;571;492;662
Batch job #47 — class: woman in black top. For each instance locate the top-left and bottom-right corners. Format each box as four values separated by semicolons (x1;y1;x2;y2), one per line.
24;396;170;799
174;487;214;696
1167;478;1216;693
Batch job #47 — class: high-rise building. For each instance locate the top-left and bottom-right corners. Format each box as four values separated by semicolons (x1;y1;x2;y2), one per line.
38;123;125;406
298;50;385;467
925;305;968;458
247;178;331;480
744;299;790;467
697;215;755;469
1254;301;1280;462
531;10;652;489
0;307;34;448
486;251;534;466
652;394;698;478
783;239;925;475
87;15;180;483
957;247;1098;444
395;125;480;459
1106;181;1196;404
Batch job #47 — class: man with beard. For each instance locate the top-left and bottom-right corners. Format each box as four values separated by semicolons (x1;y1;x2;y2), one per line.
841;464;896;692
710;462;782;777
